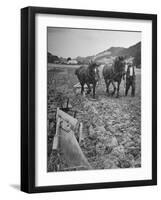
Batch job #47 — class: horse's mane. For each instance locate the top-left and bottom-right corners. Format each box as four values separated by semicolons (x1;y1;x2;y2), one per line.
114;56;124;72
87;61;99;79
88;62;97;72
88;61;97;69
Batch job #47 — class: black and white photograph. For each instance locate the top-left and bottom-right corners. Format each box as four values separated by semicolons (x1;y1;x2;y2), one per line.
47;27;141;172
20;6;157;193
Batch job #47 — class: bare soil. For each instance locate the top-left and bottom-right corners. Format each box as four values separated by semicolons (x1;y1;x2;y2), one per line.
47;64;141;171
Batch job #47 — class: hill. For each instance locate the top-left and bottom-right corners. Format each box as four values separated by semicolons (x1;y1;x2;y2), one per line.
75;42;141;67
48;41;141;67
97;47;125;57
117;42;141;67
94;42;141;67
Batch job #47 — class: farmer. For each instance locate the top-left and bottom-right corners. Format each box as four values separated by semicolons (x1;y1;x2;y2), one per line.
125;61;136;97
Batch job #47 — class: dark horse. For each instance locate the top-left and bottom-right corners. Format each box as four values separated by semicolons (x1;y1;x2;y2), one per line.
75;61;100;98
103;56;126;97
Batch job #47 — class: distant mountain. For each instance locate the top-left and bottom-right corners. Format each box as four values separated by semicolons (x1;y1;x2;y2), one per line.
117;42;141;57
75;42;141;67
117;42;141;67
94;42;141;67
48;41;141;67
97;47;125;57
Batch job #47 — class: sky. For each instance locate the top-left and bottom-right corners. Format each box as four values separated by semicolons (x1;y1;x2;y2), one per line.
47;27;141;58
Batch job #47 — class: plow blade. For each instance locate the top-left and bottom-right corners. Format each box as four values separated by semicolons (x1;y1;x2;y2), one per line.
59;128;91;170
52;108;91;171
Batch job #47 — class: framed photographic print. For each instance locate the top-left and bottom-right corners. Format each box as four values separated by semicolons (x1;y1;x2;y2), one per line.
21;6;157;193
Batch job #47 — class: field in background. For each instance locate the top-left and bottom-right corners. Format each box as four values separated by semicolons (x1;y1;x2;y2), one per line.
47;63;141;171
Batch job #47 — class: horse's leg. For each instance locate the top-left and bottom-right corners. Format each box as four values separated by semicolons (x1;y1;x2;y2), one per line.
93;82;96;99
105;79;111;95
86;83;91;94
81;83;84;95
111;81;116;96
116;80;121;98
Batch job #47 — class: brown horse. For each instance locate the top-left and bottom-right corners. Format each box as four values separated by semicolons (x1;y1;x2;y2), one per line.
75;61;100;98
103;56;126;97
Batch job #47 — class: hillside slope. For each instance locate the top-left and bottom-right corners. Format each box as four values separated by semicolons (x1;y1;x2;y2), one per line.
48;41;141;67
94;42;141;67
